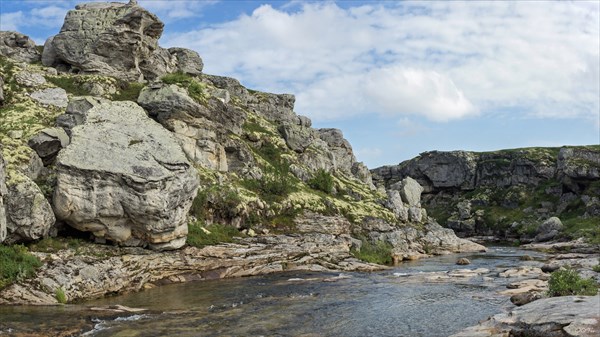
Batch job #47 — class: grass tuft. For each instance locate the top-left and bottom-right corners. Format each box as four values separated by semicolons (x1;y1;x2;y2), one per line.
0;245;42;289
351;238;393;265
186;222;241;248
547;268;598;297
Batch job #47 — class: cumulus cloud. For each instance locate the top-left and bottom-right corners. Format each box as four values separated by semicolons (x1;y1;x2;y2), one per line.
162;1;599;123
0;11;24;31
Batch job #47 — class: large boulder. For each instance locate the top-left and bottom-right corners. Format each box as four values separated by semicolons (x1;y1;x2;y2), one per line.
534;216;563;242
41;2;175;81
53;100;199;250
393;176;423;207
0;31;41;63
56;96;107;137
4;176;56;243
0;153;7;242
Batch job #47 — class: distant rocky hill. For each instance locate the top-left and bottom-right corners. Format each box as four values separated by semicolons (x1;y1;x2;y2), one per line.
0;0;488;303
372;146;600;242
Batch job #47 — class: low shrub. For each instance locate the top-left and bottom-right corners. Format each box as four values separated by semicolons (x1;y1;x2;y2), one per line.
186;222;241;248
55;287;67;304
0;245;42;289
112;81;145;101
351;238;393;265
308;169;334;194
547;268;598;297
161;72;206;103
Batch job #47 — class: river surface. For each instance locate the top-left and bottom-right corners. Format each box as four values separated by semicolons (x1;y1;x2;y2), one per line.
0;246;546;337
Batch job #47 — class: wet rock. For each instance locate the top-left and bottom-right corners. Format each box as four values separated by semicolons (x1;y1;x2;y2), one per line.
456;257;471;265
519;254;534;261
27;127;70;165
0;233;381;304
452;295;600;337
30;88;68;108
0;31;41;63
5;176;56;243
541;264;560;273
53;100;199;250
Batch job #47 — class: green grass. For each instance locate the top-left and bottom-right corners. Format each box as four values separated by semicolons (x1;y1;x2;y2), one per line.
190;186;243;221
112;81;145;101
243;120;273;135
0;245;42;289
592;264;600;273
308;169;334;194
351;238;393;265
186;222;241;248
45;76;92;96
55;287;67;304
161;72;206;104
547;268;598;297
29;237;84;253
561;217;600;244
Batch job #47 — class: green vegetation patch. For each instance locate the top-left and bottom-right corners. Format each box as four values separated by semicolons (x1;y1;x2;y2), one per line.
308;169;334;194
46;76;93;96
161;72;207;105
0;245;42;289
29;237;84;253
547;268;598;297
186;222;241;248
112;81;145;101
561;217;600;244
351;238;393;265
55;287;67;304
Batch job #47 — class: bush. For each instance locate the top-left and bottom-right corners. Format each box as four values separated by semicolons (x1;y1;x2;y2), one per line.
186;222;241;248
55;287;67;304
351;238;393;265
0;245;42;289
547;268;598;297
308;169;334;194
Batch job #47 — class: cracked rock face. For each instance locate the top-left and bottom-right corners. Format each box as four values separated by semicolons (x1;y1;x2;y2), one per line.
53;100;199;250
0;153;7;242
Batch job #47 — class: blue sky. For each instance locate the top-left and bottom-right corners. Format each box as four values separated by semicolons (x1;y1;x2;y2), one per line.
1;0;599;168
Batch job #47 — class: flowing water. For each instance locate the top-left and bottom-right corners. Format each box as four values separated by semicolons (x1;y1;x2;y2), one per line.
0;246;546;337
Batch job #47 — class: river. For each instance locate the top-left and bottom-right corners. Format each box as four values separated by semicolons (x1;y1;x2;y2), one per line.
0;246;546;337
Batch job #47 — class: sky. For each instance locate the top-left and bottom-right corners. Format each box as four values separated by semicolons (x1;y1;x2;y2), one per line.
1;0;599;168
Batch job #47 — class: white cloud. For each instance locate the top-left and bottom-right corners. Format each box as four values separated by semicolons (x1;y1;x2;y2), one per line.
162;1;599;123
0;11;24;31
139;0;218;20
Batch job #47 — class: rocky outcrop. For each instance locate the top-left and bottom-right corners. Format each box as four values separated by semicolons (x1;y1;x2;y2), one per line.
452;295;600;337
53;100;199;250
137;83;245;171
0;153;7;242
0;31;41;63
0;234;380;305
373;146;600;239
41;2;202;81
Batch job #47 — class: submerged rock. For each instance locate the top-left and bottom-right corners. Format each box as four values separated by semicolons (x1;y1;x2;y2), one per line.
53;100;199;250
456;257;471;265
